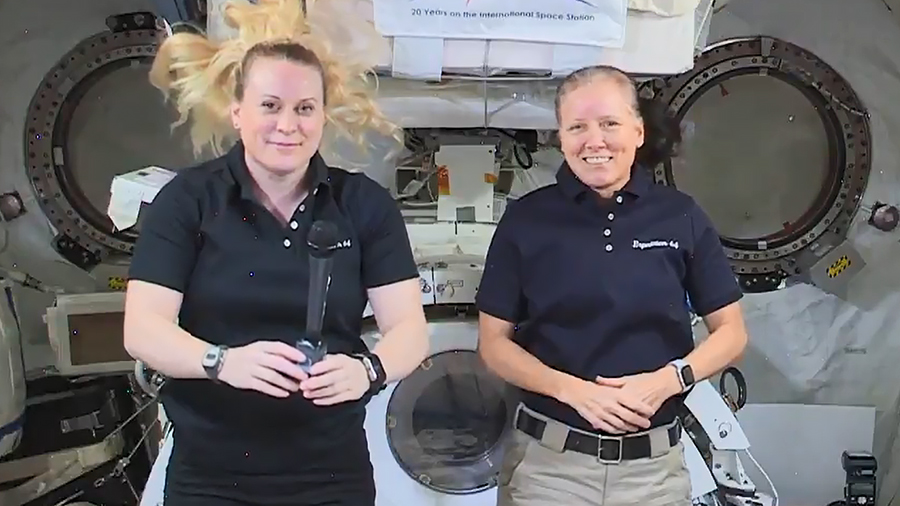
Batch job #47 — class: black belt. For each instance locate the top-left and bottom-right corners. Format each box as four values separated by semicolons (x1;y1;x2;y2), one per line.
515;409;681;463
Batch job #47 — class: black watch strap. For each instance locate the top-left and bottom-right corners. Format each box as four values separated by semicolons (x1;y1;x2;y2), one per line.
354;351;387;394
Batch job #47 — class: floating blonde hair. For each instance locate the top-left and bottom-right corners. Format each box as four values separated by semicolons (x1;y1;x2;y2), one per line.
149;0;398;157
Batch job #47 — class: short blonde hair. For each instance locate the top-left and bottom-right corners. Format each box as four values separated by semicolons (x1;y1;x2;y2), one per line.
554;64;682;168
554;65;639;124
149;0;398;157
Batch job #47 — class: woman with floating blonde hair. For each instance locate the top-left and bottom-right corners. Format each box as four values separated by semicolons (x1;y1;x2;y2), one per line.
125;1;428;504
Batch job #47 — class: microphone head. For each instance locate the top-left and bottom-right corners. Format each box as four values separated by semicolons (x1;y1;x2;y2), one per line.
307;220;339;258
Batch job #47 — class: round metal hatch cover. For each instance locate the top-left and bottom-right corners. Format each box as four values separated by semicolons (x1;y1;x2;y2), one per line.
24;26;198;261
641;36;871;289
385;349;516;495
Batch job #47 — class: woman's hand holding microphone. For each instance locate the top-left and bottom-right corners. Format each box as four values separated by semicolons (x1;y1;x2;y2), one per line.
217;341;309;398
300;355;371;406
216;341;371;404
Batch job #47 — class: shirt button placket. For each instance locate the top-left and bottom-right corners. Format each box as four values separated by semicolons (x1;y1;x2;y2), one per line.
605;211;615;252
286;201;310;248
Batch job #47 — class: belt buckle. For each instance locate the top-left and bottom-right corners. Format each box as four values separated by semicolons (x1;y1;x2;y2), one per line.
597;435;623;464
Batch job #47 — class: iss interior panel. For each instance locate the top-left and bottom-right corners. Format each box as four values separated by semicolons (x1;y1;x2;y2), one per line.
642;36;872;293
0;374;158;506
23;13;203;269
364;314;515;506
45;292;131;376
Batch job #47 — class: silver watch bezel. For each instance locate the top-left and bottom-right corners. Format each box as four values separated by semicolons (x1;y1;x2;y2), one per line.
359;355;377;382
202;345;226;379
669;359;690;392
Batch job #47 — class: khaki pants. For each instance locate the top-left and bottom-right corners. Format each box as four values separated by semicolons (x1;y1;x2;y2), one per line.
499;410;692;506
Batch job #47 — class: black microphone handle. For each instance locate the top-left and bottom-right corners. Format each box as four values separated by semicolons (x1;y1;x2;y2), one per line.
306;255;334;343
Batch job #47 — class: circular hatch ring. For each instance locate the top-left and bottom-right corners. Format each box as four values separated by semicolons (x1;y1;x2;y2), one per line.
640;36;872;284
24;26;163;261
384;347;516;495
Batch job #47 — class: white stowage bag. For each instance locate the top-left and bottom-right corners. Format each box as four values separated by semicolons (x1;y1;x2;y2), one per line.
0;281;25;459
628;0;701;16
139;427;174;506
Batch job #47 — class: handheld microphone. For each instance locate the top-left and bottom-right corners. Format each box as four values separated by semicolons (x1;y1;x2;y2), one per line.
296;220;338;372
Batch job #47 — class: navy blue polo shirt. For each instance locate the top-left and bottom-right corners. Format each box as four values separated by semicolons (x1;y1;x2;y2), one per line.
128;142;419;480
476;163;742;434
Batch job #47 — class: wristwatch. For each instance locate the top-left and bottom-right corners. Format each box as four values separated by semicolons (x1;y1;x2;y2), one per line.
668;359;695;393
353;351;387;394
202;345;228;382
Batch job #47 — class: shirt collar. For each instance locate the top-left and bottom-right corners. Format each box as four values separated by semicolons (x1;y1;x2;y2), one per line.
225;141;331;202
556;161;652;201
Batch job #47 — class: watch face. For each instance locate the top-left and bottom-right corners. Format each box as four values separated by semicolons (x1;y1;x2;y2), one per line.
203;348;219;368
682;366;695;385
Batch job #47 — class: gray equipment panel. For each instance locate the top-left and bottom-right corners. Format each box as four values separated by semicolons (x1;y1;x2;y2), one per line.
803;239;866;297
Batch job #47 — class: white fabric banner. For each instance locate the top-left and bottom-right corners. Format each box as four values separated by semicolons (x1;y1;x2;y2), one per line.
372;0;628;47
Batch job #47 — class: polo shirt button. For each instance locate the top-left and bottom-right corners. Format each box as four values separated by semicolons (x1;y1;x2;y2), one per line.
603;228;611;237
607;212;615;221
615;195;623;204
290;220;299;230
283;238;291;248
605;244;613;252
299;204;306;213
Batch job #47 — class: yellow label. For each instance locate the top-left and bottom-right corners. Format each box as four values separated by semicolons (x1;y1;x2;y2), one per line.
437;166;451;196
484;173;498;184
826;255;851;279
108;276;127;291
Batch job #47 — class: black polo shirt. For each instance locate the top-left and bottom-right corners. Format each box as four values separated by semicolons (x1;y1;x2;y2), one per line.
476;163;742;434
128;142;419;477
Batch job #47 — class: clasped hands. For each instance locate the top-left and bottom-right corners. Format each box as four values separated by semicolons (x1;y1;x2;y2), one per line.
217;341;371;405
558;366;682;434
